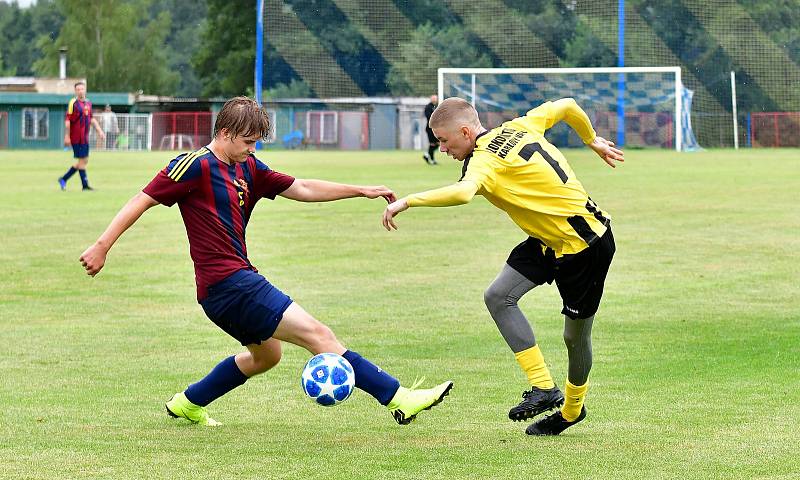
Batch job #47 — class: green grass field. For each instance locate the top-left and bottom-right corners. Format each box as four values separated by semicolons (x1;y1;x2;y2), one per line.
1;148;798;479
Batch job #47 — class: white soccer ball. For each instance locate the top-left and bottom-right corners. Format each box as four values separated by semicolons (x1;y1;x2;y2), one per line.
301;353;355;407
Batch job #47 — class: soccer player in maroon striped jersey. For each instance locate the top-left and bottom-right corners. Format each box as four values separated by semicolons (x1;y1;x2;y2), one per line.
60;81;105;191
79;97;452;427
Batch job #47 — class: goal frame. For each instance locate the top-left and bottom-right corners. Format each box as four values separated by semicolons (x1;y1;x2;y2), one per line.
438;66;684;151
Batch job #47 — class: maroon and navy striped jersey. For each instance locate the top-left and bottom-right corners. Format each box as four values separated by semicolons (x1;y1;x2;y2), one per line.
66;98;92;145
143;147;295;300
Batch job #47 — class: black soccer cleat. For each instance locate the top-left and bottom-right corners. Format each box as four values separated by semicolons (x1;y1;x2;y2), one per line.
525;406;586;436
82;186;94;191
508;385;564;422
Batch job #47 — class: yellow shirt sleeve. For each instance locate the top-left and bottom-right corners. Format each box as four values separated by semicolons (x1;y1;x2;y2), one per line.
405;180;479;207
405;149;500;207
525;98;597;144
461;153;498;191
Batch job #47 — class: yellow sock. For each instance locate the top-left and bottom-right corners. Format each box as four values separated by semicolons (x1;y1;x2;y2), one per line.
561;380;588;421
514;345;554;389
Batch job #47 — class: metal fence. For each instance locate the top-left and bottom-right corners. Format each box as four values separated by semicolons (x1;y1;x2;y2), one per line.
750;112;800;148
87;112;207;151
5;107;798;151
285;110;369;150
88;113;152;151
151;112;213;151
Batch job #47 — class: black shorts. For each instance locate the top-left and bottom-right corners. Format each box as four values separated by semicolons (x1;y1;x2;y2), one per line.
506;228;615;319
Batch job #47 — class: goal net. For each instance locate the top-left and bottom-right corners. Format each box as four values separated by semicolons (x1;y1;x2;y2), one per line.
439;67;700;151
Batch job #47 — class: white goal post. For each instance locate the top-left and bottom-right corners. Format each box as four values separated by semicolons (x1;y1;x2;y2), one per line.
438;67;693;151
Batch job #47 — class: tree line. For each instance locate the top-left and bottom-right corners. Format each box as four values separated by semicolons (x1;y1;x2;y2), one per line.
0;0;797;111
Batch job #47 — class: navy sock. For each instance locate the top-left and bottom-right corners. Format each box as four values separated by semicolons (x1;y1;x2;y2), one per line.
342;350;400;406
78;169;89;188
62;167;77;181
428;145;436;160
184;356;249;407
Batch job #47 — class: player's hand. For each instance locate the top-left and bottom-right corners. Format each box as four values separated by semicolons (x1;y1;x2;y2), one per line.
99;131;107;141
589;136;624;168
362;185;397;204
79;243;108;276
382;198;409;231
64;134;71;147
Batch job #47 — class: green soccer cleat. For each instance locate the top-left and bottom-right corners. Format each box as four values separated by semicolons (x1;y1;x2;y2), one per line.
165;392;222;427
387;378;454;425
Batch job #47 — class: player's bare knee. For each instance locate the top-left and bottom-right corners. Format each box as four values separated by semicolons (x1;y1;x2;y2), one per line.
315;322;338;344
306;322;340;353
253;350;281;373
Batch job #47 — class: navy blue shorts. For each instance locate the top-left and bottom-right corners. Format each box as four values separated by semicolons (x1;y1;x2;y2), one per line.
72;144;89;158
200;269;293;346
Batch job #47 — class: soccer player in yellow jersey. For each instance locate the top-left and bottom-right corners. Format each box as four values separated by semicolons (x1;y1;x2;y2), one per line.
382;97;624;436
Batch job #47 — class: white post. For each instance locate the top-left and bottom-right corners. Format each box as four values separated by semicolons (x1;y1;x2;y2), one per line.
58;47;67;79
730;71;739;150
470;74;476;108
675;67;683;152
437;69;443;101
147;114;153;151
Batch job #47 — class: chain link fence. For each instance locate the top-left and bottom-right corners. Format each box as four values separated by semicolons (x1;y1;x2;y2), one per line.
88;113;152;151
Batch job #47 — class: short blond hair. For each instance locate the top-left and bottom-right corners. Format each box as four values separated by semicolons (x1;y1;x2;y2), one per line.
429;97;481;130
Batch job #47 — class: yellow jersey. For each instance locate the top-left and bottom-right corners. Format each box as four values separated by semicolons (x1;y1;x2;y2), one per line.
409;99;611;257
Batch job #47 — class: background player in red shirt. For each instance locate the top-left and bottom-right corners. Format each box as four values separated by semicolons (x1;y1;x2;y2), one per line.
78;97;452;427
59;81;105;191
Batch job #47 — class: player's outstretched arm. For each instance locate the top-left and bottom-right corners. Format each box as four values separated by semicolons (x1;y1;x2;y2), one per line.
549;98;597;143
588;136;625;168
549;99;624;168
279;179;396;203
382;181;479;231
79;192;159;276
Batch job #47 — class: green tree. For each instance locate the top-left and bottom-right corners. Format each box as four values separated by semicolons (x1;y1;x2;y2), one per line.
34;0;178;94
562;28;616;68
280;0;391;95
150;0;208;97
739;0;800;65
264;79;312;100
507;0;582;60
387;23;493;96
193;0;254;97
0;52;12;76
0;0;63;76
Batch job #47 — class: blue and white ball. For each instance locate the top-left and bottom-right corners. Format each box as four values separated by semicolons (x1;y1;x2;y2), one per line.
301;353;355;407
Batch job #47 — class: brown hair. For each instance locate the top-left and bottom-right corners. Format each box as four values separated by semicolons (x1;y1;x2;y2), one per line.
74;81;86;88
429;97;481;130
214;96;271;140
